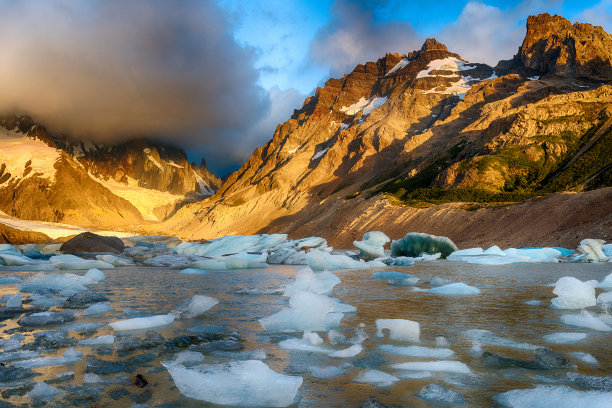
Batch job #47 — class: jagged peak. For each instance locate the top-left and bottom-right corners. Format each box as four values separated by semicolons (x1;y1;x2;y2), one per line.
420;38;448;52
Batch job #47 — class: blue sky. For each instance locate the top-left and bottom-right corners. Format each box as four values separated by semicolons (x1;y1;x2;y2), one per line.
0;0;610;175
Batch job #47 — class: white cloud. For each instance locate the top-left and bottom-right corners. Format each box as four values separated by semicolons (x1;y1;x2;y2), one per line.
573;0;612;32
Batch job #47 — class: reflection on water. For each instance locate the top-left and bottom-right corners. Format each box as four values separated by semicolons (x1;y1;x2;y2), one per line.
0;262;610;407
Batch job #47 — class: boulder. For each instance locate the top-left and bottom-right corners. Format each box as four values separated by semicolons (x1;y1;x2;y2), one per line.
60;232;124;254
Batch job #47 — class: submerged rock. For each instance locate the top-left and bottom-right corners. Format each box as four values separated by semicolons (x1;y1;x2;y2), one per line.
360;398;389;408
115;331;166;353
18;310;78;326
481;348;574;370
65;290;109;307
566;372;612;392
0;365;38;382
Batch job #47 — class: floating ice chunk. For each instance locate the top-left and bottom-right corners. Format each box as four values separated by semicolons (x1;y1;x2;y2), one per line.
1;334;24;351
83;302;113;316
267;248;307;265
83;373;103;383
493;385;612;408
568;352;599;367
174;351;204;365
29;382;61;401
180;268;208;274
372;271;411;280
355;369;399;386
332;299;357;313
470;342;483;356
575;239;608;262
84;268;106;282
189;256;267;270
504;247;562;262
414;253;442;261
560;310;612;331
49;255;114;270
306;249;385;271
19;310;78;326
260;290;343;331
96;254;134;266
376;319;419;342
6;293;21;308
353;231;390;260
178;295;219;318
551;277;596;309
0;350;40;362
392;360;471;374
109;314;175;331
462;329;537;350
162;360;303;407
416;282;481;295
597;292;612;303
79;335;115;346
397;370;432;379
329;344;362;358
0;276;22;284
436;336;449;348
598;272;612;288
279;332;329;353
543;332;587;343
391;232;457;258
525;300;541;305
377;256;415;266
18;271;100;293
380;344;454;358
0;253;34;266
14;348;82;367
283;268;340;296
308;365;348;379
176;234;291;257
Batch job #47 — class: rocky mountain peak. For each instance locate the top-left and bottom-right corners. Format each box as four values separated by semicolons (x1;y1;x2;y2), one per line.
420;38;448;52
500;13;612;80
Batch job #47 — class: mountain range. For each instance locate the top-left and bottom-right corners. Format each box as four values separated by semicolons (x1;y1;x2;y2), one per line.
1;13;611;247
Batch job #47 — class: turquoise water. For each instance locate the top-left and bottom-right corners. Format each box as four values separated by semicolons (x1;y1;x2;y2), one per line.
0;261;610;407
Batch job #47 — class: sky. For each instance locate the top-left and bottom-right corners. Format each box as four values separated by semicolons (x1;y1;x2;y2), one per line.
0;0;610;176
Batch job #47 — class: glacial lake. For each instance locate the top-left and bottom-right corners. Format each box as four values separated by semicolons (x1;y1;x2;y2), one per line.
0;261;611;407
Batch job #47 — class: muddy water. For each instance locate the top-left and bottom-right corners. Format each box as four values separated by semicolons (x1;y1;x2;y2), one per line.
0;262;610;407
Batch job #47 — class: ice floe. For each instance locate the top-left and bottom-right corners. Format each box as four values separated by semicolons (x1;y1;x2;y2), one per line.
391;232;457;258
82;302;113;316
598;272;612;288
109;314;175;331
162;360;303;407
188;256;267;270
376;319;420;342
308;365;348;379
29;382;61;401
392;360;471;374
448;246;562;264
49;254;114;270
14;348;82;367
259;290;343;331
560;310;612;331
176;295;219;318
355;369;399;386
353;231;390;260
283;268;340;296
415;282;481;295
78;335;115;346
279;331;329;353
543;332;587;343
551;276;596;309
328;344;362;358
463;329;538;350
380;344;454;358
568;352;599;367
494;385;612;408
306;249;385;270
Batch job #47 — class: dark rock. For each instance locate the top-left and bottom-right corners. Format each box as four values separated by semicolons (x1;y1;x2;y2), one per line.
191;339;244;353
65;290;108;307
130;389;152;403
1;384;34;398
481;348;574;370
28;331;77;349
60;232;125;254
0;306;45;321
354;349;387;369
566;372;612;392
18;310;77;326
416;384;466;405
361;398;389;408
115;331;165;353
109;387;129;400
0;365;38;382
86;359;128;375
132;374;148;388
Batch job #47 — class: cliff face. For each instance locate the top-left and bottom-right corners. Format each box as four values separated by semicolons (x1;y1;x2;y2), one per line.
159;14;612;243
0;115;221;225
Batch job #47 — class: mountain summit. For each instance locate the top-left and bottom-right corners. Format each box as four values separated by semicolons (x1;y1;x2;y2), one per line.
160;14;611;246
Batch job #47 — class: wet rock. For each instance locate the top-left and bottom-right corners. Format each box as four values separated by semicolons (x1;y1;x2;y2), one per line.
361;397;389;408
18;310;78;326
163;332;242;350
0;366;38;382
86;359;128;375
59;384;104;405
566;372;612;391
0;306;45;321
354;349;387;369
124;352;158;367
65;290;109;308
108;387;129;400
190;339;244;353
1;384;34;398
481;348;574;370
28;331;77;349
130;389;152;403
115;331;165;353
416;383;466;405
132;374;149;388
60;232;125;254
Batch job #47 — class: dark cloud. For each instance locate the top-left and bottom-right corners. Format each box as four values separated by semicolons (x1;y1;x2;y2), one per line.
309;0;422;76
0;0;270;173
